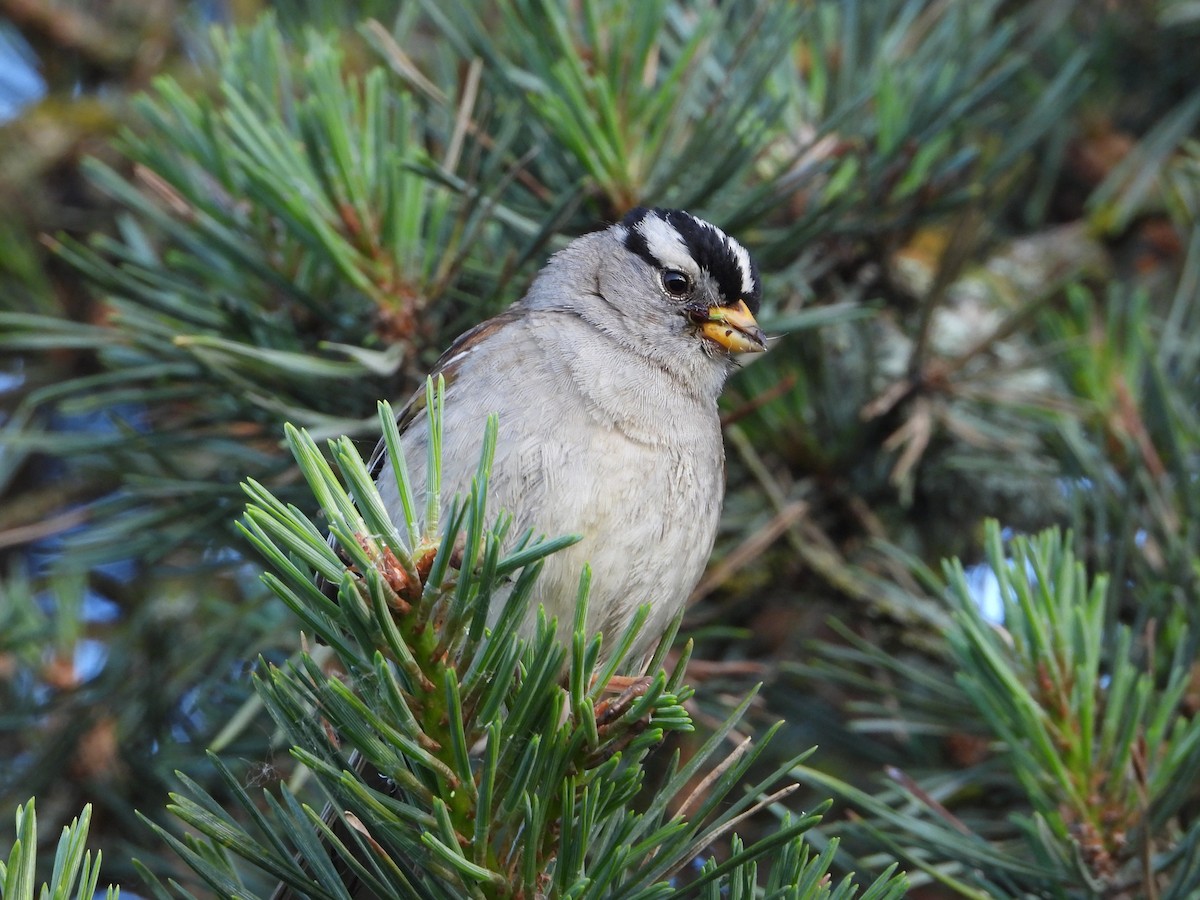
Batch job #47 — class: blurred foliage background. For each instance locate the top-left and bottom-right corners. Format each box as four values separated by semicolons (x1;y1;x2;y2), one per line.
2;0;1200;896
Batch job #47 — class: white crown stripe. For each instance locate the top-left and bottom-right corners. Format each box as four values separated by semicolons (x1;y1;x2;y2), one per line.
729;240;755;295
636;215;697;275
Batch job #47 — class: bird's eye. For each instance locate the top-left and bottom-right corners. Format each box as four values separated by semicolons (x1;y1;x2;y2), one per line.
661;269;691;298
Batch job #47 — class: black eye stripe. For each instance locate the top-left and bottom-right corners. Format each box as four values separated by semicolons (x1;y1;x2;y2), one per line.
620;207;761;313
620;210;659;271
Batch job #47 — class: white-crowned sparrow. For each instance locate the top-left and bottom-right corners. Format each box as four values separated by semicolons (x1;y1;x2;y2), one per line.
272;208;764;900
372;206;765;664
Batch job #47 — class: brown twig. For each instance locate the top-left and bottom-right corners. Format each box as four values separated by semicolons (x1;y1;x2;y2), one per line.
365;20;553;203
689;500;807;604
720;372;798;428
885;765;974;836
0;507;89;549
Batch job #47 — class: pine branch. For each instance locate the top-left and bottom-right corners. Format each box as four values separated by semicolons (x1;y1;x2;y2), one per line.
142;388;908;898
0;799;116;900
793;521;1200;897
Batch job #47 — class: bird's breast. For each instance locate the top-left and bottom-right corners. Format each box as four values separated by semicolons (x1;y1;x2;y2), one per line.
498;407;724;658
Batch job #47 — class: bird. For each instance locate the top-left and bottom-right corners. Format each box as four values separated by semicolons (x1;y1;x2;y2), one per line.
370;205;767;666
272;207;766;900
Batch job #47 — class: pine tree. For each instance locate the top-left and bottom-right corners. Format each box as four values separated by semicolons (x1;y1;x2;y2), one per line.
2;1;1199;896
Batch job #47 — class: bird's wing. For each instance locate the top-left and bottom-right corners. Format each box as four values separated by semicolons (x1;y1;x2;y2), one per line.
367;307;525;480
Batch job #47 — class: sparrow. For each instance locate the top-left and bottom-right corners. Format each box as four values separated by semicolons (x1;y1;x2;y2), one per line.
371;206;766;665
271;208;765;900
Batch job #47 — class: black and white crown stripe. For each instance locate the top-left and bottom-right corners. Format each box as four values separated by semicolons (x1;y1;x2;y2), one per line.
616;207;762;314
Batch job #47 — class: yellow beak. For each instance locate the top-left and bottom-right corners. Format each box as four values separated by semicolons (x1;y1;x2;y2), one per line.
699;300;767;354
